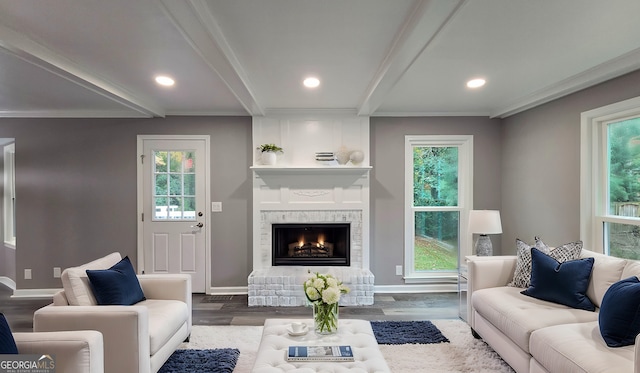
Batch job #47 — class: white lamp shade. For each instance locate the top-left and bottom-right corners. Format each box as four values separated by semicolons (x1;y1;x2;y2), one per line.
469;210;502;234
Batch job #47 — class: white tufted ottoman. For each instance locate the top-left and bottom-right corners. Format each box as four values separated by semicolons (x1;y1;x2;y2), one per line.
252;319;390;373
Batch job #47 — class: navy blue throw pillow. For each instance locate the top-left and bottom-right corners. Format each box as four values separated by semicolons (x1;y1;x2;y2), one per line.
86;256;146;305
599;276;640;347
521;248;595;311
0;313;18;354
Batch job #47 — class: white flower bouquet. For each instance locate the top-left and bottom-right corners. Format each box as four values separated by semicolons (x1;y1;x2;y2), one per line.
304;272;350;334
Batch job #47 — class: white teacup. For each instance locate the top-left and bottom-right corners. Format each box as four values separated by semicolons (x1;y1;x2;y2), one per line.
291;322;305;333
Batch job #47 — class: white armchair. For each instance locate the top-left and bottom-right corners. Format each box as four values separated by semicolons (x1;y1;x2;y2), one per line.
14;330;103;373
32;253;191;373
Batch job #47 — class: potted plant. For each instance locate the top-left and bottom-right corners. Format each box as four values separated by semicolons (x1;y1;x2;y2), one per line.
257;143;283;165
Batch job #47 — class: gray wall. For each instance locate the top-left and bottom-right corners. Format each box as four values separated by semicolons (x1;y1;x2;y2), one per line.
0;117;252;289
370;117;503;284
501;69;640;252
6;66;640;291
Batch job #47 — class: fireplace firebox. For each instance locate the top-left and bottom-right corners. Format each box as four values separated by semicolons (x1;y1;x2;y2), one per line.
272;223;350;266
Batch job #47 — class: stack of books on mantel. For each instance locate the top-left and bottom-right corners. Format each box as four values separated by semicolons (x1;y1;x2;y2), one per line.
286;345;355;362
315;152;338;166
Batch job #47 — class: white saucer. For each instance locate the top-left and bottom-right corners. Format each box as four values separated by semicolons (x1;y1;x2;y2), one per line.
287;325;309;336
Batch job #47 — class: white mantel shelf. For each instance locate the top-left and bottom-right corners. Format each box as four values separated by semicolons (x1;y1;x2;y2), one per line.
251;166;372;174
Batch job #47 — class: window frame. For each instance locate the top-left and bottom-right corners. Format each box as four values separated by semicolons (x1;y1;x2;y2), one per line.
4;142;15;248
581;95;640;254
404;135;473;283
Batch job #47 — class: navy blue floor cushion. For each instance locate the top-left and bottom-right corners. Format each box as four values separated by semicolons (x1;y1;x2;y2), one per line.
158;349;240;373
370;320;450;344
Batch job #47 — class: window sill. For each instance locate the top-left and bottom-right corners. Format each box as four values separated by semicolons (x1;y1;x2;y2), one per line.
403;274;458;284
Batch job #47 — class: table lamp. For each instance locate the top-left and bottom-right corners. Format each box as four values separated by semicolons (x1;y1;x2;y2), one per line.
468;210;502;256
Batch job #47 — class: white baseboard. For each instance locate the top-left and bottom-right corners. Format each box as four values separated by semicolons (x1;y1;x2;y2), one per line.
374;284;458;293
207;286;248;295
12;288;61;299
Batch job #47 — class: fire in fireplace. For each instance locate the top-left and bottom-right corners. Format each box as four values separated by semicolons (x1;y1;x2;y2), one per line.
272;223;350;266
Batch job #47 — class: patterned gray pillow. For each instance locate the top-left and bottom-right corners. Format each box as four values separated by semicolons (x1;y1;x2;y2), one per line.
508;237;549;288
544;239;584;263
508;237;583;288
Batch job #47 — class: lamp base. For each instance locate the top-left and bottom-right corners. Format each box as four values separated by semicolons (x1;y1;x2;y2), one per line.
474;235;493;256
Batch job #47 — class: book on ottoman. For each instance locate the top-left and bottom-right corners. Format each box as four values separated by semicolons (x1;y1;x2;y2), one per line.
286;345;355;362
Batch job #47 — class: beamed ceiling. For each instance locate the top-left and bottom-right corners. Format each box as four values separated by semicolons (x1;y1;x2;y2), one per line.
0;0;639;118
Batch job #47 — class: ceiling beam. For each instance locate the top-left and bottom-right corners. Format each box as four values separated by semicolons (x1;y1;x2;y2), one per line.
491;47;640;118
159;0;264;116
357;0;467;116
0;24;165;118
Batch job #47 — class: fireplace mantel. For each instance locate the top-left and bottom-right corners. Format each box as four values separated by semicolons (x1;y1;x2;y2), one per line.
250;166;372;174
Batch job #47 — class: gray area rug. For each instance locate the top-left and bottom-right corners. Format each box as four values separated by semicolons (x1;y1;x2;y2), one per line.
370;320;449;344
179;320;514;372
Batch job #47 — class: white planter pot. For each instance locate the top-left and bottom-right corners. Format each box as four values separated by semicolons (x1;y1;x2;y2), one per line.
261;151;277;165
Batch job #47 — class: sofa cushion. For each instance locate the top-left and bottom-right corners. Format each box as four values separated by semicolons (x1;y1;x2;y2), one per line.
582;251;627;308
0;313;18;354
621;259;640;280
141;299;189;355
530;321;634;373
472;286;598;353
599;276;640;347
61;252;122;306
86;256;146;306
521;248;596;311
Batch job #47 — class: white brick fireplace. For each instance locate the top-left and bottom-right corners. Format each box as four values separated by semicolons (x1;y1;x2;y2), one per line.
248;115;374;306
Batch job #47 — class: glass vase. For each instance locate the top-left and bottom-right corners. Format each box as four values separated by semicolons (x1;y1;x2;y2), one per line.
313;302;339;335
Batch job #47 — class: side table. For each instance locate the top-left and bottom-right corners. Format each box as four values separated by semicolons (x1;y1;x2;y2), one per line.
459;262;468;323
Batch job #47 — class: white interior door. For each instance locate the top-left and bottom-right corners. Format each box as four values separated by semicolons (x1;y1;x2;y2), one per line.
138;136;209;293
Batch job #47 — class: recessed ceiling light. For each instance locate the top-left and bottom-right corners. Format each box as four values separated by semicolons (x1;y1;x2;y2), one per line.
303;77;320;88
155;75;175;87
466;78;486;89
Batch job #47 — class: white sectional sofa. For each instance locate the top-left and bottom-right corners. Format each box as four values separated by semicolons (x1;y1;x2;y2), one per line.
32;252;191;373
468;249;640;373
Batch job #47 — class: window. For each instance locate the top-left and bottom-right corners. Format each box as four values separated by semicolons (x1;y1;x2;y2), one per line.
4;142;15;247
153;150;196;221
581;96;640;258
404;135;473;282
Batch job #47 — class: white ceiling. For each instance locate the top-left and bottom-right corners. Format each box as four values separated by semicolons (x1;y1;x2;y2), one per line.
0;0;639;119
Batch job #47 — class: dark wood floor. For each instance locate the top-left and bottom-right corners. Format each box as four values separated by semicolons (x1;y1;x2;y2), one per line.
0;284;460;332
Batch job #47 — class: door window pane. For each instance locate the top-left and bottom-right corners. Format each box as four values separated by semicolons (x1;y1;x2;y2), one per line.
169;152;182;172
153;150;196;221
169;174;182;195
184;151;195;172
413;147;458;207
154;151;167;172
184;174;195;195
414;211;459;271
155;197;168;219
155;174;168;195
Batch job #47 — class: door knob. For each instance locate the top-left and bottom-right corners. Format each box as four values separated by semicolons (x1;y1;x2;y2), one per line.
191;222;204;228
